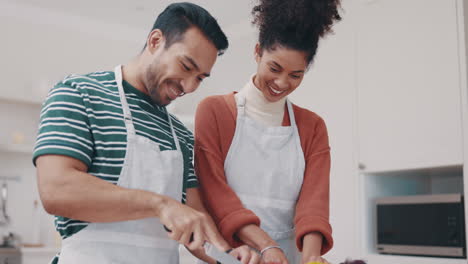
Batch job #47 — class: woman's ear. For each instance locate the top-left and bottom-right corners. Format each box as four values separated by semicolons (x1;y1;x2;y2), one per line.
254;43;262;63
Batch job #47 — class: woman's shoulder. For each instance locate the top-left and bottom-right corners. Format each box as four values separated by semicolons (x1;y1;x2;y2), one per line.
198;93;234;108
291;102;330;152
197;93;236;116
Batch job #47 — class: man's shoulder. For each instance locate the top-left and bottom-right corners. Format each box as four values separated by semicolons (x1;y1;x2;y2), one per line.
48;71;120;101
58;71;115;92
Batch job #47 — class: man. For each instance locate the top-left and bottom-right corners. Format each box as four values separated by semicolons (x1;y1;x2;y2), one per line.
34;2;257;264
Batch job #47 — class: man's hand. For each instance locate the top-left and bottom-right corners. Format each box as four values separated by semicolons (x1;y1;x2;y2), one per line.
159;197;212;251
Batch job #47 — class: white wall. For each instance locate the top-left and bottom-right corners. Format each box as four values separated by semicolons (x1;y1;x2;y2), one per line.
289;0;359;261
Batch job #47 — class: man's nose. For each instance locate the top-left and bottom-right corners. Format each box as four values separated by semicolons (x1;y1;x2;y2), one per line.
181;79;199;95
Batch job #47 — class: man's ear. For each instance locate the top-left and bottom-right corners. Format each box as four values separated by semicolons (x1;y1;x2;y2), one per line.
146;29;165;54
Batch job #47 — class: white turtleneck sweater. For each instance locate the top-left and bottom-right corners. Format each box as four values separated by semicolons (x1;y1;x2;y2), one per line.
234;76;287;127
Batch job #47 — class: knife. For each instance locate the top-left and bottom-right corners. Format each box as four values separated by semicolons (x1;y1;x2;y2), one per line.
163;225;242;264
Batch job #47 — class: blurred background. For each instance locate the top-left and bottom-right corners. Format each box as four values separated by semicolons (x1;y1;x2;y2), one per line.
0;0;467;263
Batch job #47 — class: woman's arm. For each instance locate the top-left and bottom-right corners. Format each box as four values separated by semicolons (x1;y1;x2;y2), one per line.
294;116;333;256
194;97;261;246
302;232;330;264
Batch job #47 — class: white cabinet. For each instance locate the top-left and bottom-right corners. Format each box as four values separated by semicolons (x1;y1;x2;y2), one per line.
353;1;468;263
356;0;464;172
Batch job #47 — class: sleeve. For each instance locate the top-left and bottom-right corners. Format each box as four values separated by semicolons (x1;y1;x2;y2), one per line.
194;98;260;247
294;116;333;255
33;80;94;167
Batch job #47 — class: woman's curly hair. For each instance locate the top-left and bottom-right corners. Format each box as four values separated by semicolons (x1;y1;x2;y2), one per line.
252;0;341;65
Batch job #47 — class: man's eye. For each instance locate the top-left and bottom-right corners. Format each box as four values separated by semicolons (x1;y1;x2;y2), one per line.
182;63;191;71
291;75;301;79
270;67;279;73
197;77;204;82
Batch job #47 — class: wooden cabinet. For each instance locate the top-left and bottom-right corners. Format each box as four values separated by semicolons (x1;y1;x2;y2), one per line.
356;0;464;172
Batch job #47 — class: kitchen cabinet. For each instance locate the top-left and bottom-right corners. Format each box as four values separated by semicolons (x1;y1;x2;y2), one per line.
356;0;464;172
353;0;468;263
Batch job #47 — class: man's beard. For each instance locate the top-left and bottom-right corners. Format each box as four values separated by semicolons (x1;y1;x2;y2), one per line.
145;63;165;106
145;62;183;107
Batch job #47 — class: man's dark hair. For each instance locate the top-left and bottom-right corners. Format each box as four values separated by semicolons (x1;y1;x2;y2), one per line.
252;0;341;65
145;2;228;56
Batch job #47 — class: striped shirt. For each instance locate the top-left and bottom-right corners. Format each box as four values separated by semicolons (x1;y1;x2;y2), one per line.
33;70;197;241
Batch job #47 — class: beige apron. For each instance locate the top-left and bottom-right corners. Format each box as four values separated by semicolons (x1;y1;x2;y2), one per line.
58;65;183;264
224;95;305;263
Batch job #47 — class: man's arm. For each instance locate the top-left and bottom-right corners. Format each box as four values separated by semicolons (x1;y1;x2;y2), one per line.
36;154;224;251
37;154;164;222
185;188;260;264
185;187;229;264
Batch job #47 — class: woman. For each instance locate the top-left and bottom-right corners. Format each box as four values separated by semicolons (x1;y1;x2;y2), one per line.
195;0;341;263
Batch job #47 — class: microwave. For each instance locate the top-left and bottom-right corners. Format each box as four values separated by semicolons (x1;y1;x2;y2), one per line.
376;194;466;258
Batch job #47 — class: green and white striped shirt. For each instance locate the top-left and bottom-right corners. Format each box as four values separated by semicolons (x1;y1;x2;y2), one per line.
33;70;197;241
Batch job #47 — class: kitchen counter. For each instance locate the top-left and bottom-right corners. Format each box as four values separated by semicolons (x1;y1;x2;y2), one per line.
0;247;21;264
20;247;58;264
18;246;198;264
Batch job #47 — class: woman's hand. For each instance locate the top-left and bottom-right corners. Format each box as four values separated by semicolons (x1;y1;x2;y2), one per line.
261;247;289;264
302;256;330;264
229;245;261;264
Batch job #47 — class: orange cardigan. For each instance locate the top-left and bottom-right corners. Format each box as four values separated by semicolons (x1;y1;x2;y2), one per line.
194;93;333;255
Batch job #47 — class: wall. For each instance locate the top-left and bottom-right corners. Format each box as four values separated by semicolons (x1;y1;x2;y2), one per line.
289;0;359;261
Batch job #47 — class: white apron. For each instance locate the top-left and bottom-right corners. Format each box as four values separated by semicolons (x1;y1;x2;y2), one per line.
224;95;305;263
58;65;183;264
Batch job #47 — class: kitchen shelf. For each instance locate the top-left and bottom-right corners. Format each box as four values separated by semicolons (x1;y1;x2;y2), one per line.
358;165;465;264
20;246;59;254
359;164;464;175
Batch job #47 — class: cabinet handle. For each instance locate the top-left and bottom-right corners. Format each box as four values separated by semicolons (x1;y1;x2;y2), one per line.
358;163;366;170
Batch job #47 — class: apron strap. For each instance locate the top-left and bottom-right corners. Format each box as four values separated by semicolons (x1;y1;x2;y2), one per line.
286;100;296;127
114;65;136;135
286;99;305;159
236;94;246;116
115;65;182;152
166;112;181;152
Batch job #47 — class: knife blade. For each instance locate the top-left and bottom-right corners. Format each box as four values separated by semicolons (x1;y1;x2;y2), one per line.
163;225;242;264
205;242;242;264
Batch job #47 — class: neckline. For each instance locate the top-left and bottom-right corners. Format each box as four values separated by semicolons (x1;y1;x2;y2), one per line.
121;79;154;106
